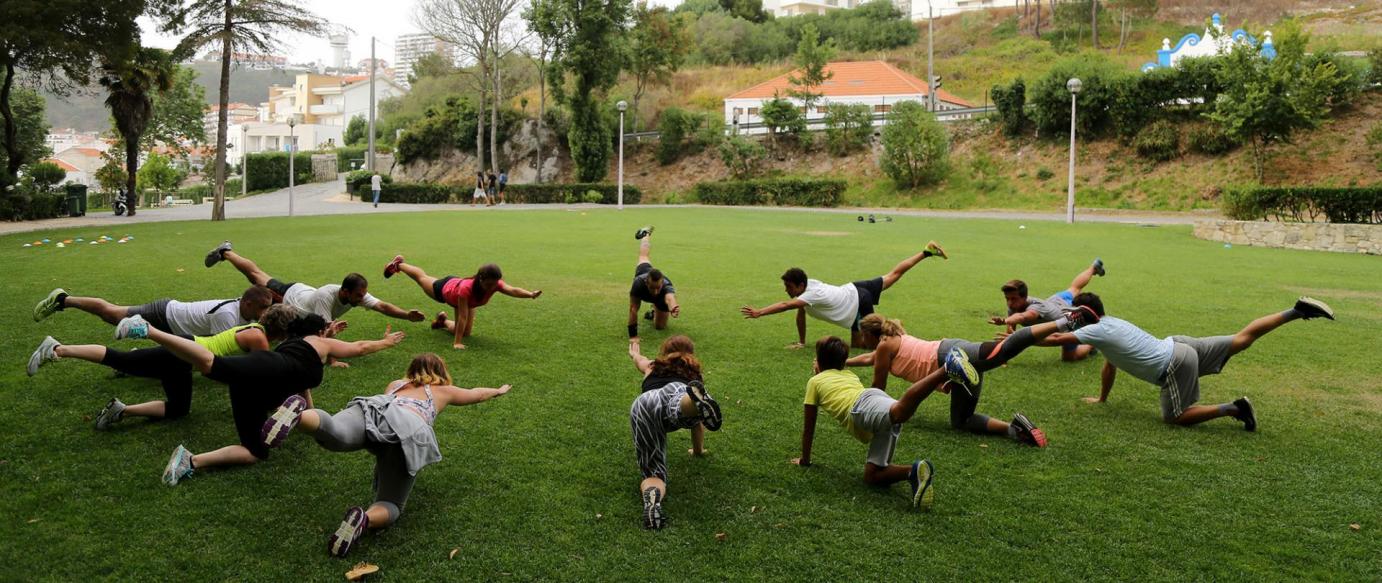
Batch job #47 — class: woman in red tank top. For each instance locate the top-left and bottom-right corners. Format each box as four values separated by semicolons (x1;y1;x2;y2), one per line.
382;256;543;349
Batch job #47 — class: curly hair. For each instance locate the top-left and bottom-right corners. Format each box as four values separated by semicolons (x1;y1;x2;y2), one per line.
650;335;702;382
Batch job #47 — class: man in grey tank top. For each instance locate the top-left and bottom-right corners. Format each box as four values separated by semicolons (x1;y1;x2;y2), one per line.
989;258;1105;362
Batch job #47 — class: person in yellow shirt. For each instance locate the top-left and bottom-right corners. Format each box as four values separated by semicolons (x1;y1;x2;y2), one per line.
792;335;979;510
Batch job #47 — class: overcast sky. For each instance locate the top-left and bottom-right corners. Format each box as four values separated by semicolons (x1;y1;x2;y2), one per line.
140;0;681;66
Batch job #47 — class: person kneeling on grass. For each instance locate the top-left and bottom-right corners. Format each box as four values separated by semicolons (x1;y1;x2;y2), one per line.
107;305;405;485
627;226;681;338
1041;293;1335;430
382;256;542;350
258;353;511;557
630;369;722;530
989;258;1106;362
26;305;297;429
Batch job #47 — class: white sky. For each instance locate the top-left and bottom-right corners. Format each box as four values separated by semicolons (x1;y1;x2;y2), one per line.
140;0;681;67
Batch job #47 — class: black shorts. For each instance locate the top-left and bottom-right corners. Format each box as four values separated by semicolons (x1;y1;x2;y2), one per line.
850;276;885;330
265;278;296;298
433;276;459;305
128;299;174;333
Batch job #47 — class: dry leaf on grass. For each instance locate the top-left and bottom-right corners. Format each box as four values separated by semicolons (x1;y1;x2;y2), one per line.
978;444;988;448
345;562;379;581
26;518;40;524
715;532;727;542
1349;523;1361;531
595;513;603;520
449;548;460;560
750;506;760;513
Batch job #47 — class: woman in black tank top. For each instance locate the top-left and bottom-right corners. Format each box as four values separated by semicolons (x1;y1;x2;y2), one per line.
629;335;703;393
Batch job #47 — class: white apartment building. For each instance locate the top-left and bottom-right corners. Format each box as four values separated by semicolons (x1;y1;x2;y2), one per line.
203;103;260;140
44;129;107;156
393;33;459;88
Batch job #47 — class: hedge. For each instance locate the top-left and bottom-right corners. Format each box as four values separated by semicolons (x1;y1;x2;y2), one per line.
244;151;318;191
376;182;641;205
345;170;392;196
691;178;846;207
0;192;68;221
1222;186;1382;224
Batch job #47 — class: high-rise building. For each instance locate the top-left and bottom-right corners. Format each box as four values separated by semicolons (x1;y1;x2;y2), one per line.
393;33;458;87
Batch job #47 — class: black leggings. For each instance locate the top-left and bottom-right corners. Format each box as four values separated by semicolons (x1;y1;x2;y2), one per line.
944;327;1040;432
206;346;322;460
100;346;193;419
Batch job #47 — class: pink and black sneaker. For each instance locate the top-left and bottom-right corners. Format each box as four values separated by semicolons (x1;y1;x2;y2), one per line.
383;255;404;279
327;506;368;557
1011;412;1048;447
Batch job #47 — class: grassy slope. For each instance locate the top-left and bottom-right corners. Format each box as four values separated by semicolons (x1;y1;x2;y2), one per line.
0;209;1379;581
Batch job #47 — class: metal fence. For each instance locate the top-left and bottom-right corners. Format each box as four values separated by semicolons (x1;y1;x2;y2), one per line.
622;105;996;141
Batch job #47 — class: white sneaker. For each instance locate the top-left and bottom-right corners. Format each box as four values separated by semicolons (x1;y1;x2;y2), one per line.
27;336;60;376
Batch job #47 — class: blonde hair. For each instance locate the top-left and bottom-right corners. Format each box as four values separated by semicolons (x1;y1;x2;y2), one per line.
406;353;453;386
858;313;906;338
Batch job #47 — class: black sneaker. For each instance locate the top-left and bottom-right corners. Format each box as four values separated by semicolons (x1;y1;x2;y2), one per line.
868;214;876;223
204;241;232;268
1293;297;1334;321
643;310;653;321
857;215;864;222
1233;397;1257;432
1010;413;1048;447
634;226;654;240
686;381;722;431
1092;257;1106;277
641;486;666;530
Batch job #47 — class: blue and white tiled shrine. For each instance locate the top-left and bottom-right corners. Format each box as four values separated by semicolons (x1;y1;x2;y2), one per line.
1140;13;1277;73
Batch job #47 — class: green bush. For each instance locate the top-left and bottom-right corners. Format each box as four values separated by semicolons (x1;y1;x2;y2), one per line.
376;182;455;204
1222;186;1382;224
0;187;67;221
1368;48;1382;85
880;101;948;188
1187;124;1239;155
657;108;715;165
691;177;845;207
718;135;767;179
1133;120;1180;162
345;170;392;195
376;182;641;205
177;184;211;204
1304;51;1366;109
990;78;1027;137
1036;167;1054;181
28;162;67;192
1029;54;1131;138
244;151;317;191
582;190;605;204
824;103;874;156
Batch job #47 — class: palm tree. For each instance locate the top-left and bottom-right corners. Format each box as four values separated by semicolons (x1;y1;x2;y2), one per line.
100;48;175;217
164;0;329;221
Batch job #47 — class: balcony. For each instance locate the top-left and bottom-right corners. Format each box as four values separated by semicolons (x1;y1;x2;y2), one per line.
309;104;342;116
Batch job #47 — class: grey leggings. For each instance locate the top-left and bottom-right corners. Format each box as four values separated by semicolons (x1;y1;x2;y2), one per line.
938;327;1041;433
311;407;414;521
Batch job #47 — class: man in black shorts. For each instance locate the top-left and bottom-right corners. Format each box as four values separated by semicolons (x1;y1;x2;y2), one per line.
628;226;680;339
740;241;947;349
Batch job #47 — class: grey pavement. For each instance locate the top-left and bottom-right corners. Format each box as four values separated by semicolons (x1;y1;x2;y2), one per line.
0;174;1215;235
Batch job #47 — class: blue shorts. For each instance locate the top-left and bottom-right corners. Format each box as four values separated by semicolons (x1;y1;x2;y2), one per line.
1054;290;1075;304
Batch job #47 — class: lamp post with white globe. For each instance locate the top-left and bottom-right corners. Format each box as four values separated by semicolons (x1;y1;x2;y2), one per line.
616;100;627;210
287;114;298;217
1065;77;1082;224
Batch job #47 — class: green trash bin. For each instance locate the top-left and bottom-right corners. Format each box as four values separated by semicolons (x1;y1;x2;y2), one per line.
65;184;88;217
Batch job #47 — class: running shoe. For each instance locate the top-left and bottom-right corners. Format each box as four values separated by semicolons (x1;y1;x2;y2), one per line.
1092;257;1106;277
95;398;126;430
641;486;666;530
908;459;935;511
685;380;722;431
943;348;979;392
924;240;947;260
383;255;404;279
643;310;654;321
1293;297;1334;321
27;336;60;376
868;214;876;223
635;226;655;240
114;315;150;340
262;394;307;448
1233;397;1257;432
328;506;369;557
1010;412;1048;447
33;288;66;322
1062;305;1101;331
162;444;194;486
204;241;232;268
431;312;448;330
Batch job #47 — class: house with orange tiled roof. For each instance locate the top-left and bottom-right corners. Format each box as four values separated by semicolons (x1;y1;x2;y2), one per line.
723;61;973;134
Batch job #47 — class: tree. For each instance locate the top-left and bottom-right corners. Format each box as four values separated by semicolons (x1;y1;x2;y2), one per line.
824;103;874;156
759;96;805;150
524;0;559;182
100;47;175;215
0;88;49;178
0;0;151;188
991;78;1028;137
527;0;632;182
717;134;766;178
718;0;766;22
1208;23;1337;181
28;161;66;192
627;3;689;133
95;158;128;194
408;52;458;84
344;115;378;146
787;24;836;111
137;151;184;197
112;64;207;160
881;100;948;188
163;0;330;221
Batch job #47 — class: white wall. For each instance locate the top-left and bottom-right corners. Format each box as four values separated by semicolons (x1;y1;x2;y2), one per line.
723;94;969;134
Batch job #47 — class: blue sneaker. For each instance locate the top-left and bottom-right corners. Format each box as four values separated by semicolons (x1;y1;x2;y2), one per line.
908;459;935;511
114;315;150;340
162;444;194;486
33;288;66;322
943;348;979;393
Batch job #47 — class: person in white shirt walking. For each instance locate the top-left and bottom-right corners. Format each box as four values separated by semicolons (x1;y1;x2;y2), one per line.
740;241;947;349
370;173;383;208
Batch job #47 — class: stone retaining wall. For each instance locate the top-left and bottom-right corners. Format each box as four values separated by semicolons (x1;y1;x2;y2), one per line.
1193;219;1381;255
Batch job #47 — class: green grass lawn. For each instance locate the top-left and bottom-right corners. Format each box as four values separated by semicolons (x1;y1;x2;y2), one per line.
1;208;1378;581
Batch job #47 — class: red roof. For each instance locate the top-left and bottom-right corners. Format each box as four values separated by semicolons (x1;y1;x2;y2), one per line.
68;148;105;158
726;61;972;106
43;159;82;172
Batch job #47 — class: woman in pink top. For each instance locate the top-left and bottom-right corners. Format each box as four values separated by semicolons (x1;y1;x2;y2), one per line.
846;313;1058;447
383;256;542;349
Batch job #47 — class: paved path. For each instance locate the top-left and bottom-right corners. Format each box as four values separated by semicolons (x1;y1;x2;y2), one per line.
1;175;1214;235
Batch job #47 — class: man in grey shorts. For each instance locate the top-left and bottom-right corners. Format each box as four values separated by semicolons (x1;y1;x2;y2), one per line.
990;258;1105;361
1043;292;1336;429
792;336;981;510
33;285;274;336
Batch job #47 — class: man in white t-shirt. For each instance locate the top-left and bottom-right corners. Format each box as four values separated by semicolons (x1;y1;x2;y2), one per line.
740;241;947;349
204;241;425;335
33;285;274;337
371;173;383;208
1042;292;1335;431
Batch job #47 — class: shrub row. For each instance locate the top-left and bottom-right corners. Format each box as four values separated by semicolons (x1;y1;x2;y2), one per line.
1223;186;1382;224
376;182;641;205
0;192;68;221
691;177;846;207
244;151;318;191
345;170;393;196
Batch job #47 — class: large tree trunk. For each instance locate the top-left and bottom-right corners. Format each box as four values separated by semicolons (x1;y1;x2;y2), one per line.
1090;0;1099;48
211;0;233;221
1;62;20;184
124;124;140;215
536;52;544;183
1034;1;1042;37
490;48;499;174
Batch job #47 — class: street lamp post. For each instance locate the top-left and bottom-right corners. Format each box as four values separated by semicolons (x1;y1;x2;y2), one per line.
616;100;627;211
287;115;298;217
1066;77;1082;224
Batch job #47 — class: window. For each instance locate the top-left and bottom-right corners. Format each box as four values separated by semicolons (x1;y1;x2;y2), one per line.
748;107;759;116
874;104;892;113
816;105;829;114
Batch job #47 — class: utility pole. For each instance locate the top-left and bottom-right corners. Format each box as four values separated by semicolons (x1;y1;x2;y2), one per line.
927;2;935;112
368;36;376;173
